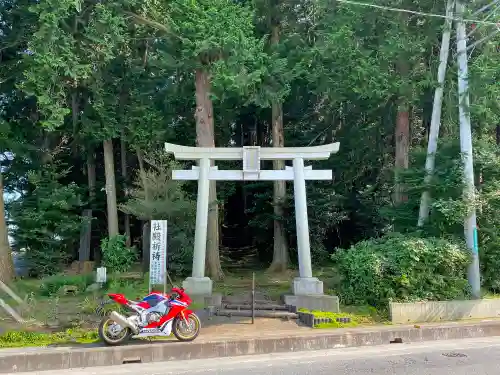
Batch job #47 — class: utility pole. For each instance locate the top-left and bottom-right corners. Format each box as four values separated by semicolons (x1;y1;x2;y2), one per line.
418;0;455;227
456;0;480;298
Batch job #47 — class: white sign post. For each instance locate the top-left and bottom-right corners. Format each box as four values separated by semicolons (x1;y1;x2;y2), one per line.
149;220;168;293
96;267;107;286
165;142;340;297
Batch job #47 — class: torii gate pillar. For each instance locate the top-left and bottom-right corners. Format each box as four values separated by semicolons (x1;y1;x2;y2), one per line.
166;142;340;297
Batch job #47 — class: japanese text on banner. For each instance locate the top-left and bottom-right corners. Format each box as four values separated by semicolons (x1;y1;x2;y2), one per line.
149;220;167;286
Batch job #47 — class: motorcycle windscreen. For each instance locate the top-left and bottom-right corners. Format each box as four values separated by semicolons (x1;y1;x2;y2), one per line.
142;293;166;307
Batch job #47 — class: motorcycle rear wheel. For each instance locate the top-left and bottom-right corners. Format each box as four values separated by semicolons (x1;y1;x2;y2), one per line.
172;313;201;342
98;316;132;346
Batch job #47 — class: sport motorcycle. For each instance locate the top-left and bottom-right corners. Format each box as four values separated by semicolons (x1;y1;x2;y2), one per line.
98;287;201;345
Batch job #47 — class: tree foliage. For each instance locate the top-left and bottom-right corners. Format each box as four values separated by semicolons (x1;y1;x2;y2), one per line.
7;164;84;276
120;153;196;276
0;0;498;295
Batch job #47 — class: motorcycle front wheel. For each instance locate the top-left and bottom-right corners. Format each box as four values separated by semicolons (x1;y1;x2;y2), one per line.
172;313;201;342
98;316;132;346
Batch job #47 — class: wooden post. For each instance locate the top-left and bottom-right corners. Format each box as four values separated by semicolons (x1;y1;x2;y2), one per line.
164;266;168;294
251;272;255;324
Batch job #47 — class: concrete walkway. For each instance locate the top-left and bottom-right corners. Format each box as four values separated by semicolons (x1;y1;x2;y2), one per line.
197;315;310;340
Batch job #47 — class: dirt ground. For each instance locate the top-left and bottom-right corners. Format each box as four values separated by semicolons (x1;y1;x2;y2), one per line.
198;315;311;340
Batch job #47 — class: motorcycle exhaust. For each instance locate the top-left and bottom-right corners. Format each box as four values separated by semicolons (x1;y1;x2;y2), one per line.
109;311;139;334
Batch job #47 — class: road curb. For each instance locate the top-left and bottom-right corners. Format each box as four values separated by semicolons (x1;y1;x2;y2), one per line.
2;321;500;373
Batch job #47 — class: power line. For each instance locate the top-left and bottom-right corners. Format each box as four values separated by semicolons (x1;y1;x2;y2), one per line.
335;0;500;26
471;0;500;17
467;2;500;37
467;28;500;58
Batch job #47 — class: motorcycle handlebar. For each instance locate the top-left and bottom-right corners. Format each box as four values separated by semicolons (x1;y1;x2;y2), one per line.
168;287;186;300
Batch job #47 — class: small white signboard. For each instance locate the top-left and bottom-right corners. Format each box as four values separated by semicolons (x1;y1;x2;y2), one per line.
149;220;168;290
96;267;107;284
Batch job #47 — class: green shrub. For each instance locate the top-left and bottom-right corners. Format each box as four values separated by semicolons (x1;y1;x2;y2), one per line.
8;164;85;277
101;235;137;273
39;274;94;296
104;277;149;299
479;230;500;292
333;233;471;306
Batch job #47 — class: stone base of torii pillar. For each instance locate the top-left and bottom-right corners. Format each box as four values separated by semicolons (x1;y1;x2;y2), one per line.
182;276;213;296
166;142;341;311
292;277;324;295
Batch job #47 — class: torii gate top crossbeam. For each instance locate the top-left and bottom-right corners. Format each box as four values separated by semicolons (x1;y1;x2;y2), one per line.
165;143;340;161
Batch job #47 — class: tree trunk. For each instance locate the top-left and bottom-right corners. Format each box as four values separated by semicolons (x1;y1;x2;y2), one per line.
103;139;119;237
71;90;79;155
136;43;151;266
78;148;95;265
86;149;99;264
87;150;96;201
0;172;14;283
394;106;410;203
206;181;221;279
136;147;151;271
394;58;410;204
268;24;289;273
142;221;151;274
136;148;150;202
120;133;131;246
194;68;223;281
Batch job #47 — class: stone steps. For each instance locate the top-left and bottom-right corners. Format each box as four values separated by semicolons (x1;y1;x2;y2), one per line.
213;294;296;320
222;303;289;311
215;309;298;320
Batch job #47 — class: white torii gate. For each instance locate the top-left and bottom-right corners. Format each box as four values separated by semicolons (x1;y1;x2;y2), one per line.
165;142;340;296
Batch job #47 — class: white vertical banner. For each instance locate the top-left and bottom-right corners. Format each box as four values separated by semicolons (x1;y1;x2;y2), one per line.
149;220;168;290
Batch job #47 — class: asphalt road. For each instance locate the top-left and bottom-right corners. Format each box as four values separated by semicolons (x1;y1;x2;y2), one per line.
14;337;500;375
